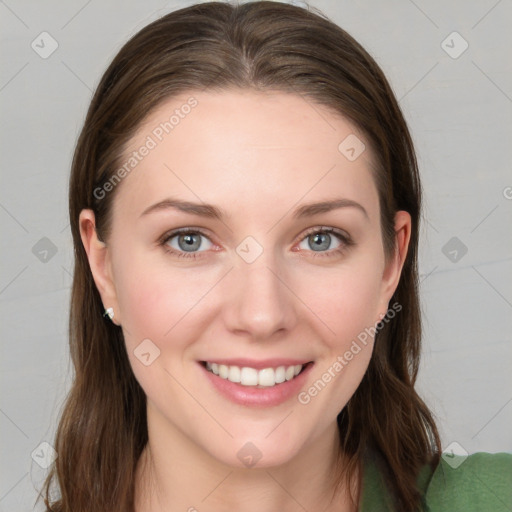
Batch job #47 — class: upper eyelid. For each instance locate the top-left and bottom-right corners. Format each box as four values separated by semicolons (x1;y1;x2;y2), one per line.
300;226;351;240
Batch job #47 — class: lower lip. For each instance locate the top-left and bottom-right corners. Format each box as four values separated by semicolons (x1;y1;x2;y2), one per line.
199;362;314;407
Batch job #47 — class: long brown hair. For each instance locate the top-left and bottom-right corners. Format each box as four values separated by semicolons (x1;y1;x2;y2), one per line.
38;2;441;511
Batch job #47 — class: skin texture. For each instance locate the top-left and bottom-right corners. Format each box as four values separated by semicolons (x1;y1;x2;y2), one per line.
79;90;411;511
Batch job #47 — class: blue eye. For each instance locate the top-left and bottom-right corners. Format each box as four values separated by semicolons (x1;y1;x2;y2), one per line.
161;229;213;258
299;230;340;252
160;226;352;260
296;227;352;257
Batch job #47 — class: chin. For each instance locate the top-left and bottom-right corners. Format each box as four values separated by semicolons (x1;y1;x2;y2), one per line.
202;432;307;470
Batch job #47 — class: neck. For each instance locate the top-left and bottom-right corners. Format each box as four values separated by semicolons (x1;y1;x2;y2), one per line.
134;402;360;512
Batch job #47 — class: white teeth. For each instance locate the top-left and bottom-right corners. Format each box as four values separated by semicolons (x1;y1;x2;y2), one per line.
275;366;286;383
258;368;275;387
218;364;229;379
205;362;305;387
240;367;259;386
285;366;295;381
228;365;241;383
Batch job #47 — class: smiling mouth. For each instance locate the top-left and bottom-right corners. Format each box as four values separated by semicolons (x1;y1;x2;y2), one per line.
201;361;312;388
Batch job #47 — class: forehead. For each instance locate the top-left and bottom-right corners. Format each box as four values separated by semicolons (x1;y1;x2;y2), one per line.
113;90;379;221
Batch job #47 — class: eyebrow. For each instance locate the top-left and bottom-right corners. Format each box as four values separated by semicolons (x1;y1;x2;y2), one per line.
139;197;368;220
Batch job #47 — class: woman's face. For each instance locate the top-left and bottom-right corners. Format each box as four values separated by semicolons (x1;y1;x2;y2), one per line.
81;90;409;468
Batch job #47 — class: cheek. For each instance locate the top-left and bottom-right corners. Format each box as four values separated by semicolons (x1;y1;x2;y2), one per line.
116;270;189;343
113;253;221;353
295;266;381;421
298;260;384;346
114;262;203;397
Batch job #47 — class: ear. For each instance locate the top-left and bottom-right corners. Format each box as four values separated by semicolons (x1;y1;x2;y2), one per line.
377;210;411;317
79;209;121;325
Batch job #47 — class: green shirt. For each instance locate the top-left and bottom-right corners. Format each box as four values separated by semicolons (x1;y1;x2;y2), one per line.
360;452;512;511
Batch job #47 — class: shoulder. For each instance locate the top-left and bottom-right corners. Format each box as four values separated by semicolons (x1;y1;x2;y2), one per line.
422;452;512;512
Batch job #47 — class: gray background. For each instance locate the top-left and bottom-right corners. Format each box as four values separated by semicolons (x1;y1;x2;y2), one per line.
1;0;511;509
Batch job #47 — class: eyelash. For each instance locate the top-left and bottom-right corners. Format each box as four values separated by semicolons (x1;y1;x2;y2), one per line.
159;226;354;260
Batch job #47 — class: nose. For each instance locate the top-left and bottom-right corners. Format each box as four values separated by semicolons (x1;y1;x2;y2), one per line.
222;254;298;341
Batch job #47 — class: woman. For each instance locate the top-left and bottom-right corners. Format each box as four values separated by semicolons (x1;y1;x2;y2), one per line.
39;1;511;511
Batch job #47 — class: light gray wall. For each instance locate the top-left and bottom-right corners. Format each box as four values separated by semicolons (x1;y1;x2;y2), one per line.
1;0;510;509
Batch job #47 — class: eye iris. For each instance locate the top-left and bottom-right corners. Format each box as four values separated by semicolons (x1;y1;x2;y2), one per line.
178;233;201;252
172;231;337;254
309;232;330;251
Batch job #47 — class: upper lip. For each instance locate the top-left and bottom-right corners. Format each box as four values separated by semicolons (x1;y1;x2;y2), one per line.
200;358;313;369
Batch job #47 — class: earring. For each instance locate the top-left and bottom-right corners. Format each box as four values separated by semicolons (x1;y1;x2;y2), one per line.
103;307;114;321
